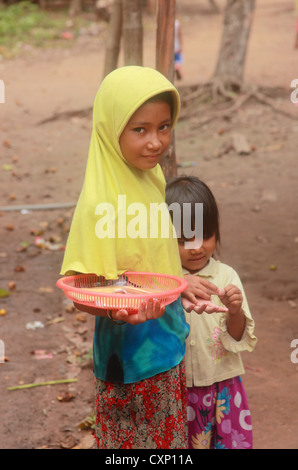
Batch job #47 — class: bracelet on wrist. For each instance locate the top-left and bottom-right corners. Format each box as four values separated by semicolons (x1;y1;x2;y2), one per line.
107;310;126;325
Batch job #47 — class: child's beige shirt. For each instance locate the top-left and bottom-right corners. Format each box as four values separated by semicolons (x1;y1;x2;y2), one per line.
183;258;257;387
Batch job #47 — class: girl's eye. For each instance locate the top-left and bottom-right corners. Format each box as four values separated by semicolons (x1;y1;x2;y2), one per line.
133;127;145;133
160;124;170;131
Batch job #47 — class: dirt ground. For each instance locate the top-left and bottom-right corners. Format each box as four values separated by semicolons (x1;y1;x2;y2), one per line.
1;0;298;450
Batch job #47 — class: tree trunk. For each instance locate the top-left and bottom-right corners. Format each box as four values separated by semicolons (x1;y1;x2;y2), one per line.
122;0;143;65
156;0;177;180
156;0;175;81
145;0;156;14
208;0;220;13
213;0;255;89
103;0;123;78
69;0;83;16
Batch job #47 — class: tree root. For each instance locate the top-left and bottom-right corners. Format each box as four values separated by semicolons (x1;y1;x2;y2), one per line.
36;106;93;125
36;80;296;128
179;79;297;128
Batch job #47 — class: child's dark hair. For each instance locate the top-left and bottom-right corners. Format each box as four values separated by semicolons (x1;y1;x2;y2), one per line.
165;175;220;245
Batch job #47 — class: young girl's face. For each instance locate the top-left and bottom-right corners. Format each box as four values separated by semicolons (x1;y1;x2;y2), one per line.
178;234;216;273
119;100;172;170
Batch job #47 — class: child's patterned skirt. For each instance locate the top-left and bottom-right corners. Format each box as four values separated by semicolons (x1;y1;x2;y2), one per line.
187;376;253;449
94;361;188;449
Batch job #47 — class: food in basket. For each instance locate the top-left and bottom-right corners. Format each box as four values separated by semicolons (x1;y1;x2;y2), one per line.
83;285;161;295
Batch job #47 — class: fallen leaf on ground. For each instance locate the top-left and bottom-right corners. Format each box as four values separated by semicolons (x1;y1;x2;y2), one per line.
262;143;283;152
2;164;13;171
57;392;75;402
66;354;80;365
14;265;26;272
39;221;49;230
56;217;65;226
0;289;10;298
38;286;54;293
65;303;76;313
45;166;57;173
46;317;65;325
8;281;16;290
75;313;87;323
77;413;95;430
16;241;30;252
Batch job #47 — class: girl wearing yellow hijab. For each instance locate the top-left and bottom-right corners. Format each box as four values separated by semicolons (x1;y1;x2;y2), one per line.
60;66;189;448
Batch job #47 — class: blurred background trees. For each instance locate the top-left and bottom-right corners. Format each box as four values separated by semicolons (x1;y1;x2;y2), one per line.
0;0;257;178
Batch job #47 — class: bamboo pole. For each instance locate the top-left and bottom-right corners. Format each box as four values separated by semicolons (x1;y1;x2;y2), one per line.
156;0;175;80
103;0;123;78
0;202;76;212
8;379;78;391
155;0;177;180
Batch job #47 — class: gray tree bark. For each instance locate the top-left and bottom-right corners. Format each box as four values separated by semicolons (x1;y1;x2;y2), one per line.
69;0;83;16
103;0;123;77
213;0;256;89
122;0;143;65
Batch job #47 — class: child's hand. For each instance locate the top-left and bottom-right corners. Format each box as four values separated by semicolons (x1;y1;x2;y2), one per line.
182;274;228;314
111;298;165;325
181;296;228;314
217;284;243;315
184;275;213;300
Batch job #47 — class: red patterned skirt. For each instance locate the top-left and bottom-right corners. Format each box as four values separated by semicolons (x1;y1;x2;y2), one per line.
94;361;188;449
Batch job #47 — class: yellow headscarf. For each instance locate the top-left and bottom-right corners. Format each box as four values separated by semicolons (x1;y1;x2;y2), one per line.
60;66;182;279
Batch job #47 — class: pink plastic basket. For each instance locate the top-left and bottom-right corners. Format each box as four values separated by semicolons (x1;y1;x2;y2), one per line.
56;271;188;313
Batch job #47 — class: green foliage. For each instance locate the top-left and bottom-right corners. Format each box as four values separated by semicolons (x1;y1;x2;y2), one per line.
0;1;84;51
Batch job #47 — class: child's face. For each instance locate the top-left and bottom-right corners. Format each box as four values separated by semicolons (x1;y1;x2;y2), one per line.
119;100;172;170
178;234;216;273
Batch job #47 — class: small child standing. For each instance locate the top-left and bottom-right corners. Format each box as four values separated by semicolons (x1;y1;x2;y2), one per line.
174;19;184;80
166;175;257;449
